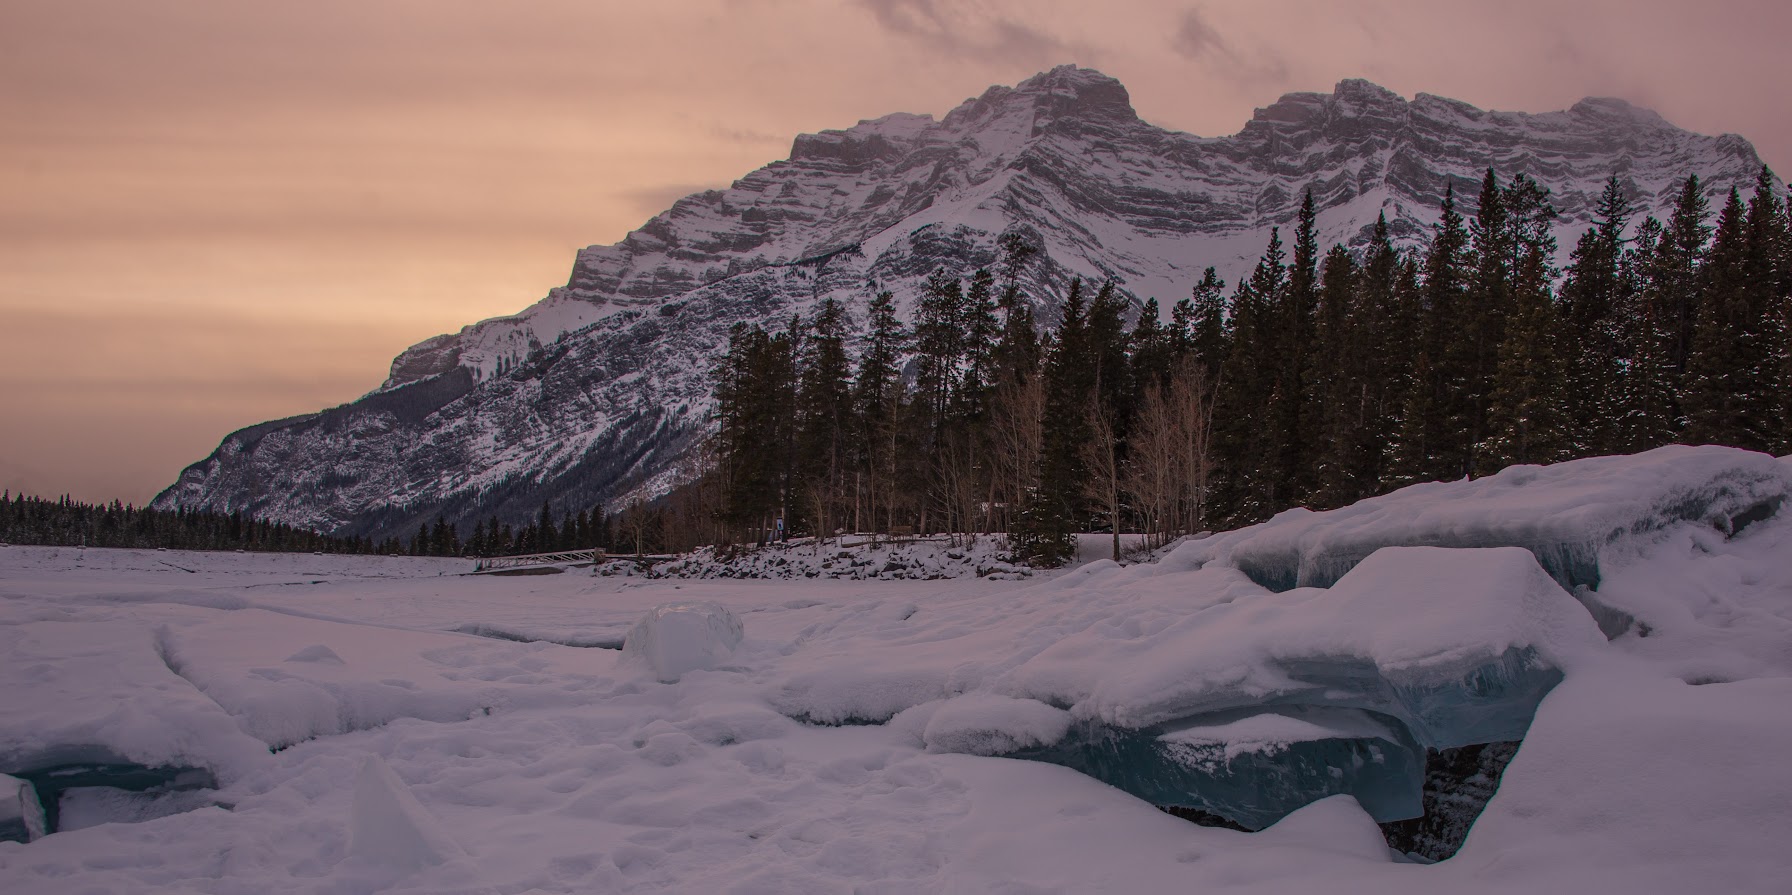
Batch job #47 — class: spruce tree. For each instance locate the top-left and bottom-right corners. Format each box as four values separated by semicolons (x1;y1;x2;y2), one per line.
1274;191;1320;503
1388;184;1470;486
1684;187;1770;448
1614;217;1681;451
852;291;910;534
1209;231;1285;523
1558;175;1634;454
1184;267;1228;385
1308;243;1365;508
1477;244;1572;472
1017;279;1091;565
796;297;855;537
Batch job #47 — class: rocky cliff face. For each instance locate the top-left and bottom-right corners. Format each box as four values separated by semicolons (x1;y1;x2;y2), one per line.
153;66;1773;537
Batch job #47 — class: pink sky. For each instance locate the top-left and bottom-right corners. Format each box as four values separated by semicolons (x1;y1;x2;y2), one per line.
4;0;1788;505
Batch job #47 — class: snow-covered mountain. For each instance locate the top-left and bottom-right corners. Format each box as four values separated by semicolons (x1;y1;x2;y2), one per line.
153;66;1773;537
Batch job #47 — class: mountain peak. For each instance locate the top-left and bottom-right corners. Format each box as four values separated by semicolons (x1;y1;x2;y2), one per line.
1332;78;1404;105
942;64;1137;133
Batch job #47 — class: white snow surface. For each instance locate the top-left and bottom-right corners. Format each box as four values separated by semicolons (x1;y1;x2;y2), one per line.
5;451;1792;893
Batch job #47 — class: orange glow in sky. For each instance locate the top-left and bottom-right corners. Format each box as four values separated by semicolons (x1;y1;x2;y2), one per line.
4;0;1788;504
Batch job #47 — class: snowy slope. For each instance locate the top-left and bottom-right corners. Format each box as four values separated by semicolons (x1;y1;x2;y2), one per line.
8;448;1792;891
153;67;1776;538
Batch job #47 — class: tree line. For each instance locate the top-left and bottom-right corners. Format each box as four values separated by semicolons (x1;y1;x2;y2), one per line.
0;492;386;554
0;491;638;560
683;166;1791;565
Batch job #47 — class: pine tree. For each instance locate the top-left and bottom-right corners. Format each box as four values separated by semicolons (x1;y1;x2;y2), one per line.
1209;230;1286;523
1388;184;1471;486
1684;186;1778;449
1017;279;1092;565
1308;243;1365;508
1461;169;1513;464
1182;267;1228;385
852;291;909;534
796;297;855;538
1558;175;1634;454
1477;244;1572;471
1273;191;1321;503
1613;217;1681;451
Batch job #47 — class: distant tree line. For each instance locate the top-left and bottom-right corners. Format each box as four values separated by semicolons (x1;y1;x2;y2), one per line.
0;491;639;560
678;166;1790;566
0;492;384;554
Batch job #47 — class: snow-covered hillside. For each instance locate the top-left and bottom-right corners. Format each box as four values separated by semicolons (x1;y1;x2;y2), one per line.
152;67;1775;539
9;447;1792;892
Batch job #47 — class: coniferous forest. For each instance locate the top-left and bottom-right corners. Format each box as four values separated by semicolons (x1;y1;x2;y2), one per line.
12;169;1787;566
0;492;381;554
685;168;1792;565
0;491;616;560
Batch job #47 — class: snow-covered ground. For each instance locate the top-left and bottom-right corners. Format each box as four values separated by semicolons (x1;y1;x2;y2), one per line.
4;447;1792;893
631;532;1146;580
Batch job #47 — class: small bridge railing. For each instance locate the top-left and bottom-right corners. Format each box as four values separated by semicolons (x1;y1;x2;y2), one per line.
475;549;604;572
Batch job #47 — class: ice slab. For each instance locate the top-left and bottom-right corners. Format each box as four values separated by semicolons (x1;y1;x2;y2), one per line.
1046;546;1603;748
1177;445;1789;592
622;602;744;683
0;620;267;780
158;608;615;749
1014;706;1423;830
1;772;47;843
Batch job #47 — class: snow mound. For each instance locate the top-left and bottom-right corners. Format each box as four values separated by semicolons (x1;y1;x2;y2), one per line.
350;755;465;870
1253;794;1393;861
1179;445;1789;593
622;602;745;683
902;694;1072;756
1456;666;1792;892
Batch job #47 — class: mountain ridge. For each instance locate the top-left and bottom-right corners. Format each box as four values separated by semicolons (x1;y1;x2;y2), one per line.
153;66;1775;538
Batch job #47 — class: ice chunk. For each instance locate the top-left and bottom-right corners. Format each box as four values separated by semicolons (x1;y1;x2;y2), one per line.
350;755;464;870
1056;546;1603;748
622;602;744;683
1015;706;1424;829
0;773;46;843
1177;445;1790;592
0;620;267;781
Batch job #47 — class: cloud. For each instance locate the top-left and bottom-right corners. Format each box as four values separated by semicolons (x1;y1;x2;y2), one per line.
855;0;1100;68
708;124;788;146
1168;6;1289;89
615;182;728;220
